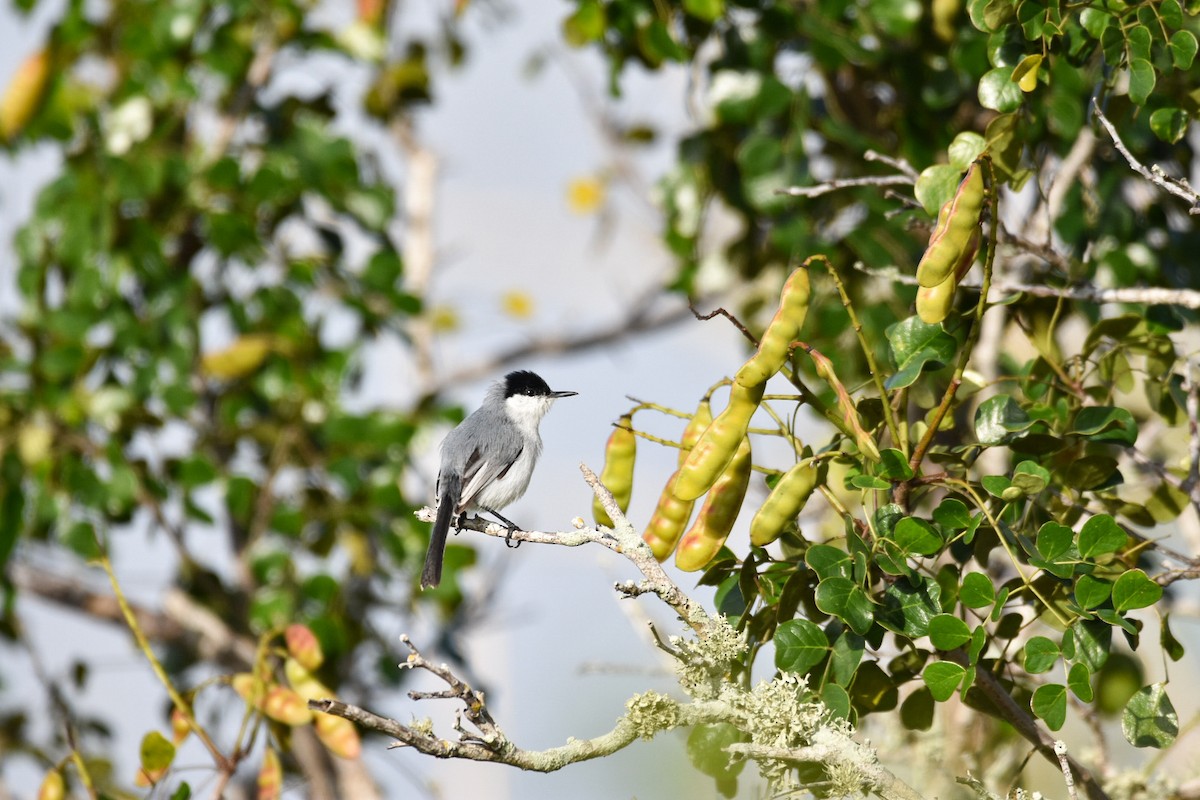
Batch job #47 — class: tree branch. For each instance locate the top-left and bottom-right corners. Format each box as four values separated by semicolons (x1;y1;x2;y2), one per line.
1092;99;1200;215
321;467;926;800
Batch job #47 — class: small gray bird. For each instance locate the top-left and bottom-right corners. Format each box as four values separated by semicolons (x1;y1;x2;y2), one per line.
421;370;577;589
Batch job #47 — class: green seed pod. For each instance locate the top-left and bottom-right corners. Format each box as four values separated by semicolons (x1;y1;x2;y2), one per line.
749;461;818;546
674;382;764;502
594;414;637;527
675;437;752;572
735;267;811;389
916;160;985;288
642;469;696;561
916;274;957;325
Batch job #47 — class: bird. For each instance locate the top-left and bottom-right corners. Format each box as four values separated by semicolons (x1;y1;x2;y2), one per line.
421;370;577;589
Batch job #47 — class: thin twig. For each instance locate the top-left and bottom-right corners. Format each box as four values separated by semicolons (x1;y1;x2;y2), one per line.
776;174;914;199
689;303;759;346
1092;98;1200;214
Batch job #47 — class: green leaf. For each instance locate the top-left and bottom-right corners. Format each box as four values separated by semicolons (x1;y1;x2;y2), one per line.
815;577;875;635
775;619;830;674
884;316;958;390
821;683;852;721
1065;620;1111;671
974;396;1033;445
687;723;746;783
913;164;965;216
1079;7;1111;38
877;579;941;637
850;474;892;490
562;1;606;47
1078;514;1128;559
1010;461;1050;494
893;517;943;557
1112;569;1162;612
140;730;177;773
1169;30;1198;69
1074;575;1112;610
959;572;995;608
1161;0;1184;27
806;544;852;581
932;498;971;530
981;475;1014;499
1128;59;1155;106
1122;683;1178;748
1068;662;1094;702
947;133;987;169
1036;521;1073;561
1070;407;1137;446
1127;24;1152;61
1023;636;1060;673
877;448;914;480
928;614;971;650
968;625;986;664
1161;614;1185;662
1032;683;1068;731
978;66;1024;112
683;0;725;22
900;686;935;730
1149;108;1190;144
830;631;865;686
922;661;966;702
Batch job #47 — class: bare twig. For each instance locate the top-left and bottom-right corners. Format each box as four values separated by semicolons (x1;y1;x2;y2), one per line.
864;150;919;180
1092;99;1200;215
777;174;914;199
853;263;1200;310
689;302;759;346
1054;740;1079;800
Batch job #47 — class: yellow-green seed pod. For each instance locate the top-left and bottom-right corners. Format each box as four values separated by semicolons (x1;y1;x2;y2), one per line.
675;437;752;572
594;414;637;527
679;397;713;467
674;382;764;502
735;267;811;389
642;469;697;561
916;274;957;325
749;461;818;547
916;160;985;288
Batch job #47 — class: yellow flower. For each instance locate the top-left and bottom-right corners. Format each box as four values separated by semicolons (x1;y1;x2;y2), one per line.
566;175;606;214
501;290;535;320
430;305;460;332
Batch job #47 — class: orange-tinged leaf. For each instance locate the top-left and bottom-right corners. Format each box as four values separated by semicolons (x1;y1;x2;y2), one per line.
315;712;361;759
357;0;385;25
0;49;50;141
285;624;324;671
258;748;283;800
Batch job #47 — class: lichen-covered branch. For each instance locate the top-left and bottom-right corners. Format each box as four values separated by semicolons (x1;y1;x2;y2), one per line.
324;467;928;800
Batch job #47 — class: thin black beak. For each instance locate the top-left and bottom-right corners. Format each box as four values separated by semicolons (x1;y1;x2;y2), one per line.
551;390;578;398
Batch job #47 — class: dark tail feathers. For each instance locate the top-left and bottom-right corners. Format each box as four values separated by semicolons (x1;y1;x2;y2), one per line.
421;474;461;589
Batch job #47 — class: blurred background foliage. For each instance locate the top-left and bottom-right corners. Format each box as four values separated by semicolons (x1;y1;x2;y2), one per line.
1;0;1198;796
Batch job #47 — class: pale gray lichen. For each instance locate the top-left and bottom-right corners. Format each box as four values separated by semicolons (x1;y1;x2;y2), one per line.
624;691;680;740
673;616;749;700
410;716;435;737
1104;770;1179;800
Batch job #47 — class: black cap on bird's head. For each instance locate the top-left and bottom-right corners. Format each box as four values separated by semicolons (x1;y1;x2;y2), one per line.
503;370;577;399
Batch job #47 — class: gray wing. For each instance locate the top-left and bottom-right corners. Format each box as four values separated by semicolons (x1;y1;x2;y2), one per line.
439;406;525;512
